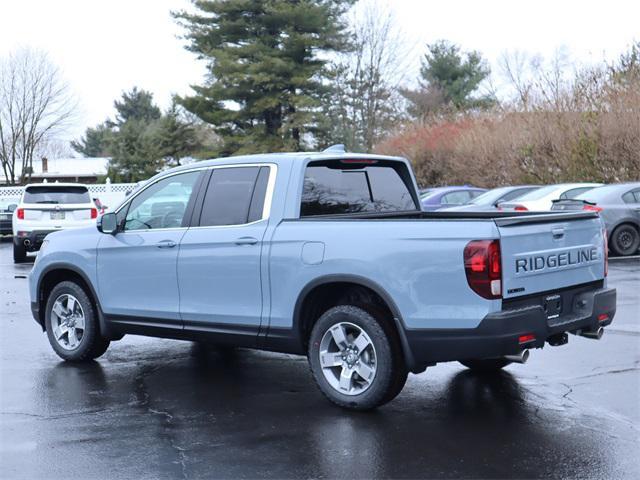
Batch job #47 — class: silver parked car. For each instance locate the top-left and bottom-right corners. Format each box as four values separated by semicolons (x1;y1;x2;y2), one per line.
442;185;540;211
552;182;640;256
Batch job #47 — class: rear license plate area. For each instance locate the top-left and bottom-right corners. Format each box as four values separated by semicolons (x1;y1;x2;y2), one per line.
50;211;65;220
544;294;562;319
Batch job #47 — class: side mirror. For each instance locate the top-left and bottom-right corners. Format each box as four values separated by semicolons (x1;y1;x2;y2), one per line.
7;204;17;212
98;212;118;234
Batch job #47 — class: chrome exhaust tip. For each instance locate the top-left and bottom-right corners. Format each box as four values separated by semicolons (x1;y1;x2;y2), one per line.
504;349;530;364
578;327;604;340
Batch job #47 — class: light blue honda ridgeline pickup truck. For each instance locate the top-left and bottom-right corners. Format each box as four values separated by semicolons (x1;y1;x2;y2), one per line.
29;148;616;409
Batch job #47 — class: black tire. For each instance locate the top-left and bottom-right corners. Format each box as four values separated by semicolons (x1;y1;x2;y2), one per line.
459;358;511;372
13;242;26;263
610;224;640;256
308;305;407;410
44;280;110;362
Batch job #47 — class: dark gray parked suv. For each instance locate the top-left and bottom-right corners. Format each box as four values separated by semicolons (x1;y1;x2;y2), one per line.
552;183;640;256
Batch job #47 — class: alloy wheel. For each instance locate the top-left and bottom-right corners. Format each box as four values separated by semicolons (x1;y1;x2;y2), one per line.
318;322;377;395
50;294;85;350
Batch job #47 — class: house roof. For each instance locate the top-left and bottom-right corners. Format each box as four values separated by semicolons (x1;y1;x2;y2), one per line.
1;157;109;183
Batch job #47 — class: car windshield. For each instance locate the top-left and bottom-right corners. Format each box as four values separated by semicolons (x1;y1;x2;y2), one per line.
23;186;90;204
469;187;513;205
419;189;434;199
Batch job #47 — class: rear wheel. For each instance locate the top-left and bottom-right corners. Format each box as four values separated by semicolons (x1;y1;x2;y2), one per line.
13;242;26;263
308;305;407;410
44;281;110;361
459;358;511;372
610;224;640;256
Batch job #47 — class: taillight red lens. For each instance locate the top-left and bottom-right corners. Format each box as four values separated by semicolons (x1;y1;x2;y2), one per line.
90;208;98;219
514;205;528;211
583;204;603;212
518;334;536;344
464;239;502;299
17;208;24;220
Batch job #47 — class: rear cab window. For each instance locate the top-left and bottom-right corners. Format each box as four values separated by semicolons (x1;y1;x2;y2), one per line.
300;159;418;216
23;186;90;204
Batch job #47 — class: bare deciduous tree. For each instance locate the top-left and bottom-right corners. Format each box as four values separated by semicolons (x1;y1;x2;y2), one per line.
322;0;411;152
0;49;76;185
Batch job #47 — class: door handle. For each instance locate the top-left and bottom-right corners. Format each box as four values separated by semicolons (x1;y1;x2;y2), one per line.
156;240;177;248
234;236;258;246
552;228;565;239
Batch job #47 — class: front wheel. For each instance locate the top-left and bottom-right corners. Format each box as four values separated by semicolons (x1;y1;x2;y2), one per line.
610;224;640;256
459;358;512;372
45;281;110;362
308;305;407;410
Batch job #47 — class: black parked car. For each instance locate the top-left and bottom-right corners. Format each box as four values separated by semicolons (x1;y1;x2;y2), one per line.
0;198;19;235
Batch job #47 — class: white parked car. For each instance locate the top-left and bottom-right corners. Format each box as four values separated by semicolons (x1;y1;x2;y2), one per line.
12;183;98;263
499;183;603;212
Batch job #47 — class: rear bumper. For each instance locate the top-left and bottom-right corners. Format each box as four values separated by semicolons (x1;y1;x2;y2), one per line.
406;287;616;367
14;230;55;251
0;218;11;234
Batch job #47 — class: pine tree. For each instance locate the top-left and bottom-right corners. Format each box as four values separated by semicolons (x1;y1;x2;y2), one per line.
106;119;163;182
173;0;354;155
113;87;162;124
71;122;113;157
74;88;207;181
154;101;203;167
402;40;494;116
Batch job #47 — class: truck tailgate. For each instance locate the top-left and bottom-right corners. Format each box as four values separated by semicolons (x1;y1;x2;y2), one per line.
496;212;606;299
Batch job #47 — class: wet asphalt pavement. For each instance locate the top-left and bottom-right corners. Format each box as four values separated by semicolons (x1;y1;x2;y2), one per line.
0;240;639;479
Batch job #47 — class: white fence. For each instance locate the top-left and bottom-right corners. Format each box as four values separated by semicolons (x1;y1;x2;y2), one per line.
0;181;138;210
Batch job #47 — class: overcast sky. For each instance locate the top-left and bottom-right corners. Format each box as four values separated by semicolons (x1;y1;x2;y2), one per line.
1;0;638;142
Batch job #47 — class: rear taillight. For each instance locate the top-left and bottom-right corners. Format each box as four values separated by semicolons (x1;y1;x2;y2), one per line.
90;208;98;219
464;239;502;299
583;204;603;212
17;208;24;220
514;205;528;211
603;228;608;277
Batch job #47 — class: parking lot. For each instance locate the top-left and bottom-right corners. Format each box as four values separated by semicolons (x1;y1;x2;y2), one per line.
0;240;638;479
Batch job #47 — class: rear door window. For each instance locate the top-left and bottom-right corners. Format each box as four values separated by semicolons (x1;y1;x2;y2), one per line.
23;186;90;204
301;163;416;216
622;188;640;204
199;166;267;226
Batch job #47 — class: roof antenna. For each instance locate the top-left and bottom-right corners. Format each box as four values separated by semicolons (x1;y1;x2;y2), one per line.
322;144;346;153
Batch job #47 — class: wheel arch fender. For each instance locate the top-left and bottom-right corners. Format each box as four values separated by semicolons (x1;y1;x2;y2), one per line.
293;274;420;373
36;263;121;340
